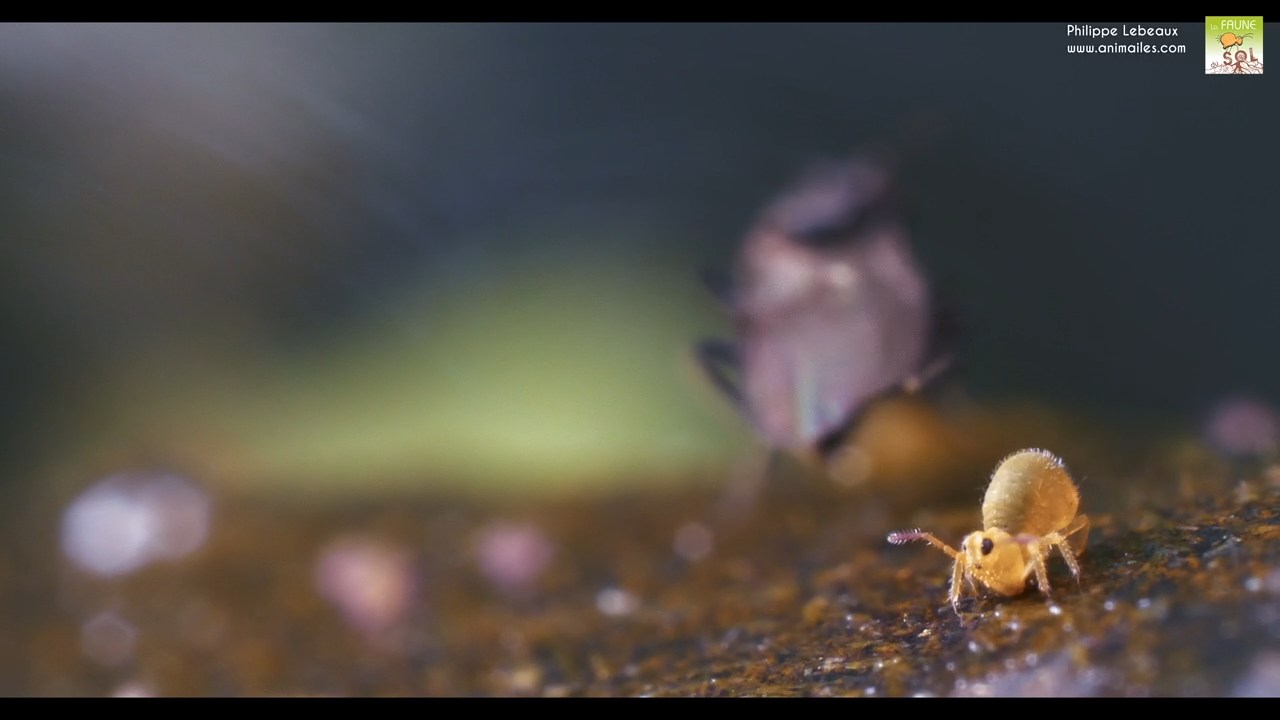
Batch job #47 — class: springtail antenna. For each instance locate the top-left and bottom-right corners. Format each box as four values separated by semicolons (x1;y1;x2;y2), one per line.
887;528;925;544
886;529;959;559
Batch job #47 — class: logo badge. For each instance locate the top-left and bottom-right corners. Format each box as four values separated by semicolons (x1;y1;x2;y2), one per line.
1207;17;1264;74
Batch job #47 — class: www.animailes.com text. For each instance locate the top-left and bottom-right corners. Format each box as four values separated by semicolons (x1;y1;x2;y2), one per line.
1066;42;1187;54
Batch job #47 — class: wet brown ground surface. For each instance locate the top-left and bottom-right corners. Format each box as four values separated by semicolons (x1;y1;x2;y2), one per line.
6;438;1280;697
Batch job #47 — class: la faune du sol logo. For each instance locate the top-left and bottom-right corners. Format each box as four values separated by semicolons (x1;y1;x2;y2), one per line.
1207;17;1264;74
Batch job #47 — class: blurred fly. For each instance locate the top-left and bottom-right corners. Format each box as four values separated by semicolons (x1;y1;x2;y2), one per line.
698;155;950;462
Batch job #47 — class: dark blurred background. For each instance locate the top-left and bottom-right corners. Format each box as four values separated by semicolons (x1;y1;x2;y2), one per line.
1;22;1275;500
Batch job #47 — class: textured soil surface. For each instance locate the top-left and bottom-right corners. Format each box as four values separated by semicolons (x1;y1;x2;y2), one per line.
6;436;1280;697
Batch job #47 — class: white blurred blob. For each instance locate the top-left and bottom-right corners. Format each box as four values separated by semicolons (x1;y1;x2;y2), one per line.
1233;652;1280;697
315;536;416;640
950;652;1104;697
60;473;212;577
81;611;137;668
1204;396;1280;457
111;681;155;698
596;587;639;617
473;521;555;596
672;522;714;562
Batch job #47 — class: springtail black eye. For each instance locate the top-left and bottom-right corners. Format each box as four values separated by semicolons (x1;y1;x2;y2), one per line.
980;538;994;555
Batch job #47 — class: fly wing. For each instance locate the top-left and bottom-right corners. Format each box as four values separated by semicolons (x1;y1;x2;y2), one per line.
731;160;933;450
736;227;931;450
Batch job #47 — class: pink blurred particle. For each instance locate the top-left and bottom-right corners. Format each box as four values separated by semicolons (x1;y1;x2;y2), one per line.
672;522;714;562
473;521;555;596
315;537;417;639
1204;396;1280;457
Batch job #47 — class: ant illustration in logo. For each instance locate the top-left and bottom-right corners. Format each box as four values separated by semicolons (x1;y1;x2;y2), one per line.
1218;32;1253;51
